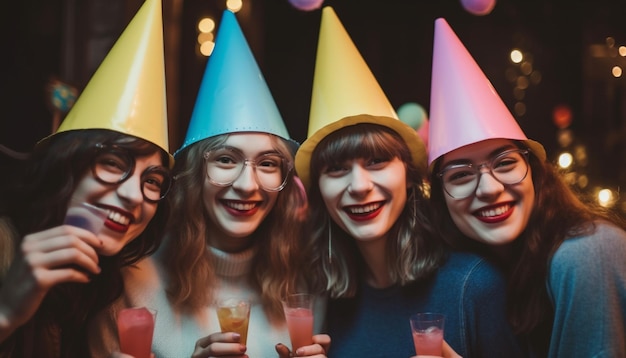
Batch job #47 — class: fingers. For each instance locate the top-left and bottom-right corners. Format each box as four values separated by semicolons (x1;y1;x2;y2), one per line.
275;343;292;358
22;226;102;278
442;340;462;358
312;334;331;353
192;332;246;357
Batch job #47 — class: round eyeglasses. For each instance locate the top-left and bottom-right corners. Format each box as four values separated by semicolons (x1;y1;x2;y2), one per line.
92;143;172;203
203;147;293;192
437;149;529;199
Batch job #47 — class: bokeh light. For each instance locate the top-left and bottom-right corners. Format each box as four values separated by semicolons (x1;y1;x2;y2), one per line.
288;0;324;11
460;0;497;16
558;152;573;169
510;49;523;63
397;102;428;130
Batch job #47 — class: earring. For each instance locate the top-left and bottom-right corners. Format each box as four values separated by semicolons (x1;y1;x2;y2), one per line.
327;216;333;265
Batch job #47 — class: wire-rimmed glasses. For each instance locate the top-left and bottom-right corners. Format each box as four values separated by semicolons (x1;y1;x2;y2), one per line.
92;143;172;203
203;147;293;192
437;149;529;199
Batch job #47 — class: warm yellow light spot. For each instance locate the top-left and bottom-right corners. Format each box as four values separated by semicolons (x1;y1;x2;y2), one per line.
510;49;523;64
200;41;215;57
620;46;626;57
198;18;215;33
612;66;622;77
558;152;573;169
226;0;243;12
598;189;614;207
197;32;214;45
514;102;526;116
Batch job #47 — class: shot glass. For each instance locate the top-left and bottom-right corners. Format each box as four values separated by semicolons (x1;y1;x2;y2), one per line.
410;312;445;356
117;307;157;358
281;293;315;352
216;297;251;345
63;202;108;235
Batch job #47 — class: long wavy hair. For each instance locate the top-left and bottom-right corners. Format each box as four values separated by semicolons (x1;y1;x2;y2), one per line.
163;133;307;320
0;129;170;356
429;140;626;353
304;124;446;298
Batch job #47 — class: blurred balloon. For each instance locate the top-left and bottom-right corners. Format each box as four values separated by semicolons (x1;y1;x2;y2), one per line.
460;0;496;16
397;102;427;130
552;104;572;129
288;0;324;11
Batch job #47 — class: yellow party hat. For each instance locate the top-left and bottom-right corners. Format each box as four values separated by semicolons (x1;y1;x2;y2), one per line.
54;0;172;165
295;6;426;188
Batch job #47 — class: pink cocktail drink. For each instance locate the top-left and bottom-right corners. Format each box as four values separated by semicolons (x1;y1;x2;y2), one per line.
284;307;314;351
412;326;443;356
117;307;156;358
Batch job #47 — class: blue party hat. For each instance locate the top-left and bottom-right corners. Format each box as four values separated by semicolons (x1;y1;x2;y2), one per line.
176;10;296;155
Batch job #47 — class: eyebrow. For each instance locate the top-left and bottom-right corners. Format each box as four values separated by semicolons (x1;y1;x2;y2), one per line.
442;144;517;167
218;146;282;157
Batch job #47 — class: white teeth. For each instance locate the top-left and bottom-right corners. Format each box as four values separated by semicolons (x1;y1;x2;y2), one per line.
107;210;130;225
348;203;381;214
226;202;256;211
477;204;510;217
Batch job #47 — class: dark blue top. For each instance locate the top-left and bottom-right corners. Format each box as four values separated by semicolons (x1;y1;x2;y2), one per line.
326;251;528;358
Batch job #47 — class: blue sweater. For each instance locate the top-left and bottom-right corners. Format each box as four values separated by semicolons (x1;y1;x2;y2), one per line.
546;222;626;357
326;251;528;358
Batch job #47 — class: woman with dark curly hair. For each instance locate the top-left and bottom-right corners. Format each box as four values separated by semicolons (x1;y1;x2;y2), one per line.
0;0;172;356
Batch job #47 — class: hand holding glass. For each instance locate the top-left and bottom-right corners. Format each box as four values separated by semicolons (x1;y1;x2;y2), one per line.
282;293;315;352
217;298;251;345
410;313;445;356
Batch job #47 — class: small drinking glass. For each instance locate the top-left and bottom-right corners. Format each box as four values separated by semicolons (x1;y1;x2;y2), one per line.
410;312;445;356
117;307;157;358
216;297;251;345
281;293;315;352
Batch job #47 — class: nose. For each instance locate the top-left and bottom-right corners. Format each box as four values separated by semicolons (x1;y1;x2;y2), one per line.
116;171;144;205
474;170;504;199
347;164;373;196
231;162;260;193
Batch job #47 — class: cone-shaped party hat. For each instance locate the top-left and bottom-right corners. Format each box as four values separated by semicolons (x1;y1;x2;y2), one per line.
295;6;426;188
428;18;545;168
176;10;296;155
54;0;172;166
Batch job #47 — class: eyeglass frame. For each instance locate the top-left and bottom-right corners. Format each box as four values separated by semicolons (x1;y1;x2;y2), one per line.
202;147;293;192
91;143;173;203
437;148;530;200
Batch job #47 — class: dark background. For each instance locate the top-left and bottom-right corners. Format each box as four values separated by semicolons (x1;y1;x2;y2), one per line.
1;0;625;213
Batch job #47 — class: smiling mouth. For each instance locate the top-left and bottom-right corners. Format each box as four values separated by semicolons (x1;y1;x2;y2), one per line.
476;204;511;218
223;200;259;211
105;209;131;226
345;202;383;215
473;203;514;223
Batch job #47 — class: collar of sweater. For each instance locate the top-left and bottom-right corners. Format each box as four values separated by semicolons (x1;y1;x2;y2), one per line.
208;245;256;278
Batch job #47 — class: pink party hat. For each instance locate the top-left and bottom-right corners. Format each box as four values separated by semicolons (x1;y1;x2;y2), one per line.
428;18;545;167
176;10;296;155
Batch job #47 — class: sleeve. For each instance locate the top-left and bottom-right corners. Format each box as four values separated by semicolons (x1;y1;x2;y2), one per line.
462;258;530;358
547;224;626;358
